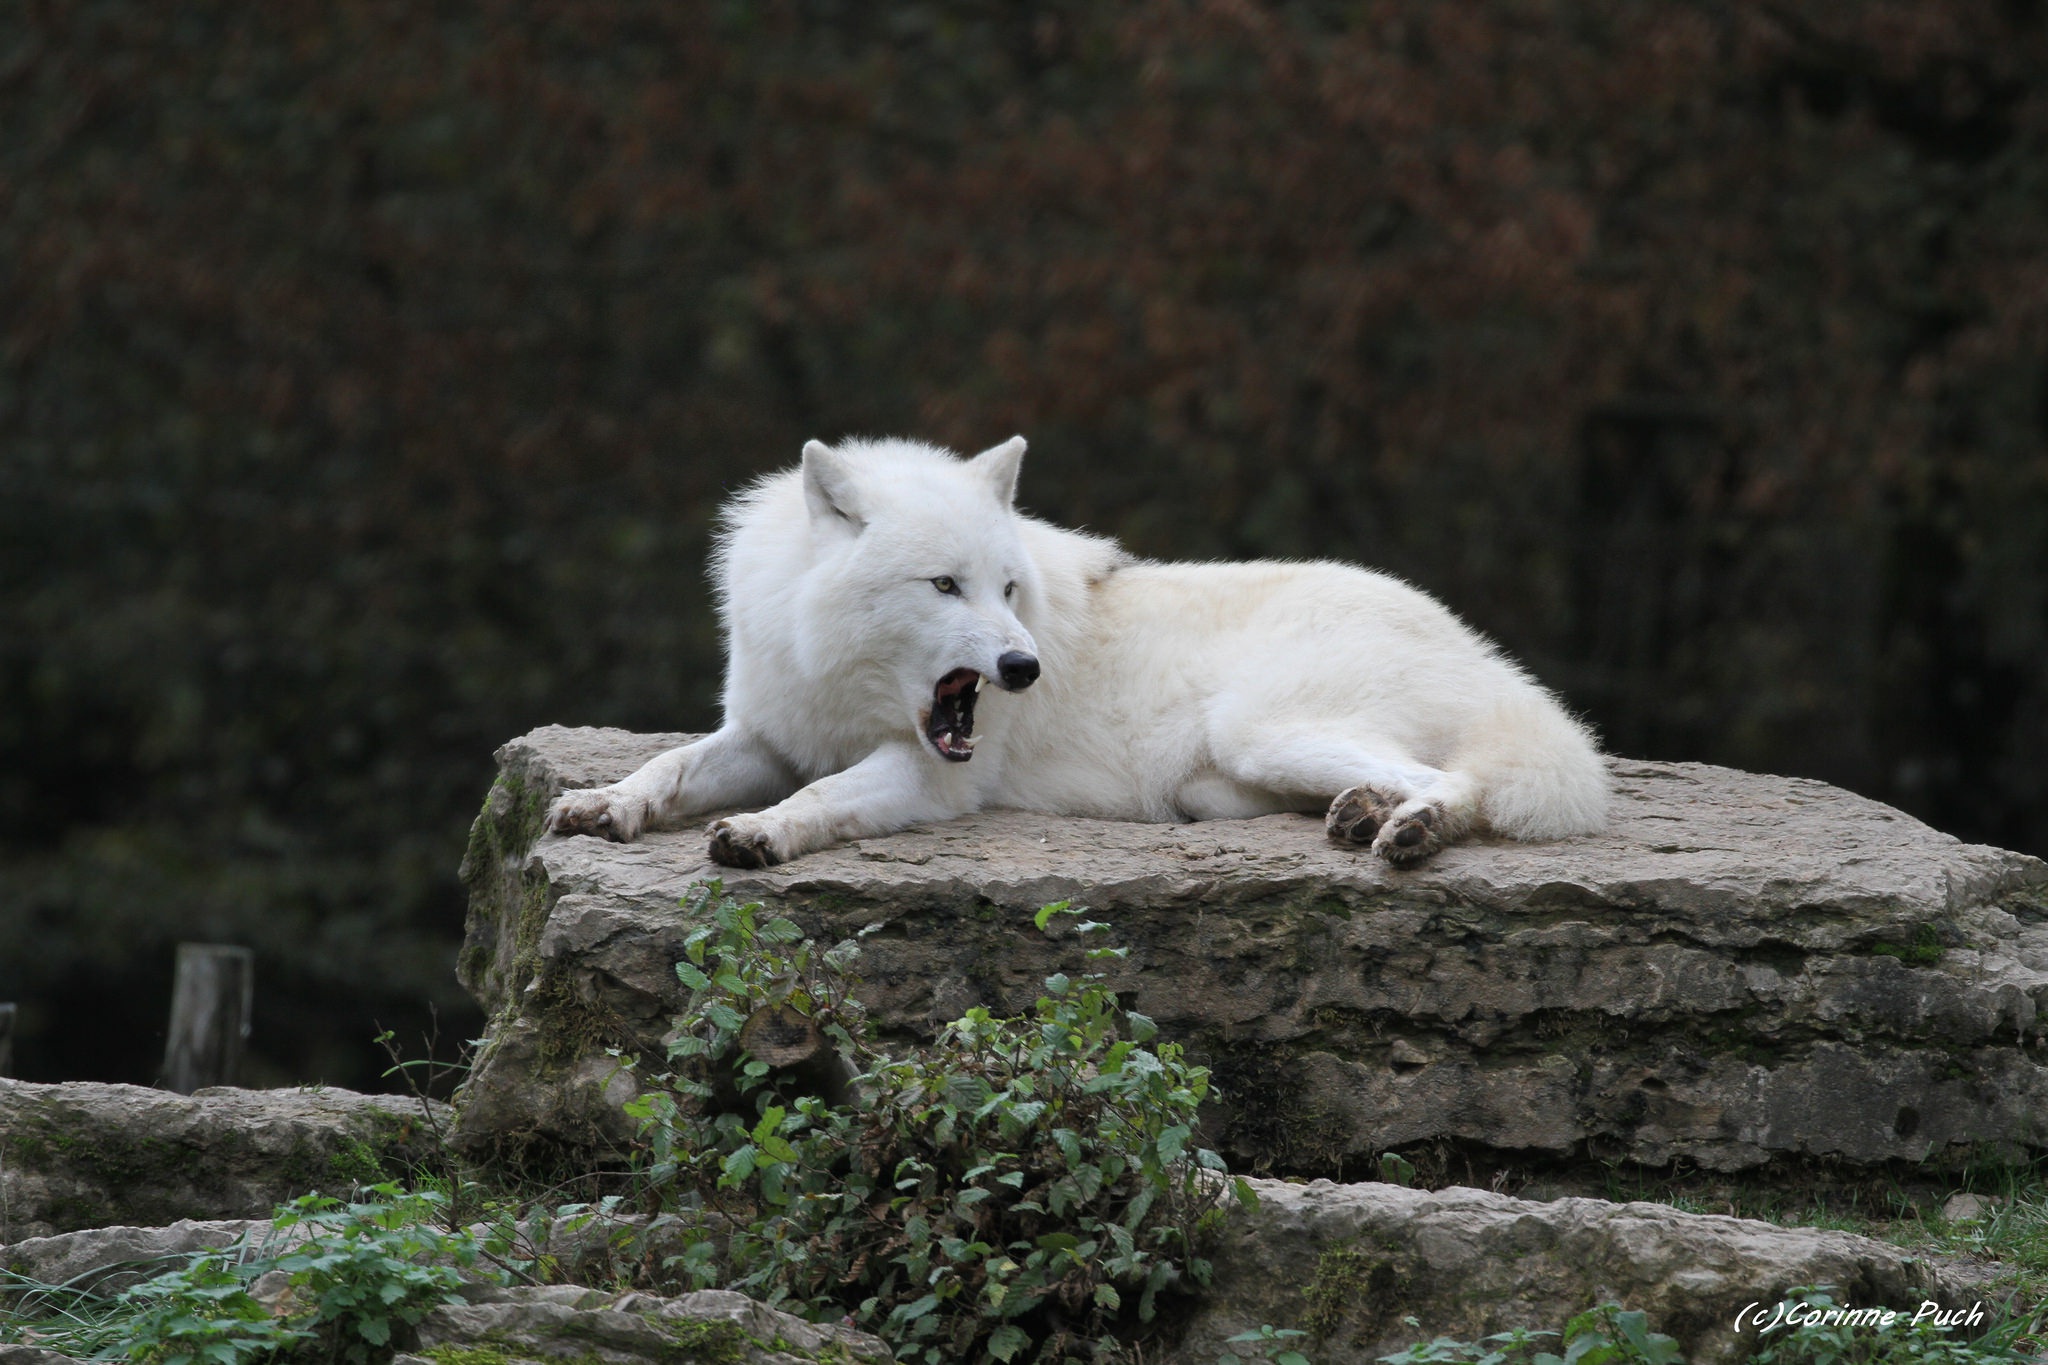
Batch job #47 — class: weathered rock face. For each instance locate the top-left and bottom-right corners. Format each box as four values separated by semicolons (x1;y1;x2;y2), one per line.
0;1218;273;1298
0;1080;446;1239
0;1191;1996;1365
0;1225;889;1365
394;1284;892;1365
1174;1177;1990;1365
0;1346;80;1364
455;725;2048;1175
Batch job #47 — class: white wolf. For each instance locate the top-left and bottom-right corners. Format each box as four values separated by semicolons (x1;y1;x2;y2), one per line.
547;436;1608;867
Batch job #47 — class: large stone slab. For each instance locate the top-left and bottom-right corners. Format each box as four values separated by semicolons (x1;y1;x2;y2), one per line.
0;1080;445;1239
1172;1177;1993;1365
0;1192;1996;1365
0;1219;273;1297
454;725;2048;1175
396;1285;891;1365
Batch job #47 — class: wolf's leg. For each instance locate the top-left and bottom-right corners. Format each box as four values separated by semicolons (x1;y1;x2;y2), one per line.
1208;723;1477;867
707;742;963;868
546;727;797;844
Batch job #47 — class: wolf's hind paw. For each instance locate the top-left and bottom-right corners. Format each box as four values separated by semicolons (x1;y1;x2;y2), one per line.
707;818;782;869
1370;799;1466;867
1327;785;1398;846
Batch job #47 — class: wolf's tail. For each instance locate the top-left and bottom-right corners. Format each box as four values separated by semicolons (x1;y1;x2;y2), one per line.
1455;689;1610;840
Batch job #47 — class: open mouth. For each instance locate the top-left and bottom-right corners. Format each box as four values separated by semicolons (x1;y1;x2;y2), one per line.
926;668;982;761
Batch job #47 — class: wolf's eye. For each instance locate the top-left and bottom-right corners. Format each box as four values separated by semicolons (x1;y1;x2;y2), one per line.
932;576;960;595
1004;581;1017;599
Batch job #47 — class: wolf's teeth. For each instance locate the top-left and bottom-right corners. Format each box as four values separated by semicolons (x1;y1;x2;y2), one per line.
970;675;982;694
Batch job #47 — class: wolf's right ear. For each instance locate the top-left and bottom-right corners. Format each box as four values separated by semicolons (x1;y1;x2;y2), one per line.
801;440;865;530
969;435;1027;507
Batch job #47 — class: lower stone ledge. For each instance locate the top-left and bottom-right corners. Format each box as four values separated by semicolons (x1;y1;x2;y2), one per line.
1172;1177;2003;1365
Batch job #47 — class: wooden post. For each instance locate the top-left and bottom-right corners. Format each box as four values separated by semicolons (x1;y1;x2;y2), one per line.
0;1002;15;1078
733;1002;856;1110
160;945;253;1094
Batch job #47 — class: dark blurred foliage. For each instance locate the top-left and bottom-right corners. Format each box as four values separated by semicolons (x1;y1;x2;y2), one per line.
2;1;2045;1090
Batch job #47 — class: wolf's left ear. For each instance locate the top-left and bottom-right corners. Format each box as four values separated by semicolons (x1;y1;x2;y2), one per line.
969;435;1027;507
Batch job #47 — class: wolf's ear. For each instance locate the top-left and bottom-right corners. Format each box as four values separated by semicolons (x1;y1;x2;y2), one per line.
801;440;864;530
968;435;1027;507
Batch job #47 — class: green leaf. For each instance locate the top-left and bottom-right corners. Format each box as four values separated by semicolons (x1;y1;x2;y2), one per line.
987;1323;1031;1362
1033;901;1073;931
1122;1183;1157;1230
676;962;711;990
946;1074;994;1110
752;1105;787;1144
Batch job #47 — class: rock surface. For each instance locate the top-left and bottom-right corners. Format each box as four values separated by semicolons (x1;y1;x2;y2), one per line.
0;1191;1997;1365
0;1225;886;1365
0;1080;446;1239
394;1284;892;1365
454;725;2048;1175
1174;1177;1990;1365
0;1218;272;1296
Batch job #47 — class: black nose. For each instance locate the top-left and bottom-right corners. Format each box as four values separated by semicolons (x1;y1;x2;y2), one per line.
997;651;1040;690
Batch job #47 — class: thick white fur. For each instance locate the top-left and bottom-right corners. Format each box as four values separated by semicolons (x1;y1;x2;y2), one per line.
545;436;1608;866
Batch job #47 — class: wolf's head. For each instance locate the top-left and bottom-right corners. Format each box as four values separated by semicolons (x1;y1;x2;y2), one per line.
792;436;1044;763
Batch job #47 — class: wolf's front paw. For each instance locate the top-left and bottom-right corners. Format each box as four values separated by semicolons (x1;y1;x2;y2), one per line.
707;816;784;869
546;787;650;843
1327;785;1398;846
1370;798;1468;868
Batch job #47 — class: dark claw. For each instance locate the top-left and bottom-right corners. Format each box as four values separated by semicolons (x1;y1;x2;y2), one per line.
708;826;780;870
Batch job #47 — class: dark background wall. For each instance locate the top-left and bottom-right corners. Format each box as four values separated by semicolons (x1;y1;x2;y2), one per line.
3;0;2045;1093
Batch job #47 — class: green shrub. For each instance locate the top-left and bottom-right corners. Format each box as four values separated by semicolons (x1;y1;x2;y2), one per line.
110;1253;311;1365
625;888;1255;1365
1219;1323;1313;1365
269;1187;479;1362
1376;1305;1677;1365
2;1185;483;1364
